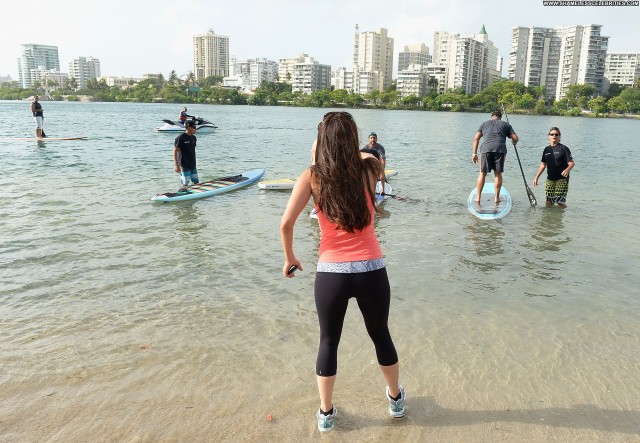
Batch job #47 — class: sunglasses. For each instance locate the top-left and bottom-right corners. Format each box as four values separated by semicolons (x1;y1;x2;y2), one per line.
549;133;560;136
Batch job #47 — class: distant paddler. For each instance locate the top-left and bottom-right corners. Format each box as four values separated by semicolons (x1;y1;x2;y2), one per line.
31;95;45;139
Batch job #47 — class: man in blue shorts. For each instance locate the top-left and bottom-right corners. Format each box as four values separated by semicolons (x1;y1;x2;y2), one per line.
472;110;519;204
173;120;199;192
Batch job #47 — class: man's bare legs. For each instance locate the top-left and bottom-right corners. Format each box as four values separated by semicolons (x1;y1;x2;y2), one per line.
475;171;487;203
494;172;503;203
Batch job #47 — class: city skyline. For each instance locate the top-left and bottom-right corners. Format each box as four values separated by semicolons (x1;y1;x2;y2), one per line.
1;0;638;81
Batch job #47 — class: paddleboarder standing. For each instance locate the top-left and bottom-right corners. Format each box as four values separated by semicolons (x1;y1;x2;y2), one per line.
472;110;519;204
31;95;44;139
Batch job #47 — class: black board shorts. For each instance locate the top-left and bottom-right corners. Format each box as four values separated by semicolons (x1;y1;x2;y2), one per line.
480;152;505;173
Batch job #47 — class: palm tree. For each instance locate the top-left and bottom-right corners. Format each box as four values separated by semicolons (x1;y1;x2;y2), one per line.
186;71;196;87
168;70;179;86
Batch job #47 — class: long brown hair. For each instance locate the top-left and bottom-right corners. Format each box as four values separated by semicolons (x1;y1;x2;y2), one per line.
311;112;382;232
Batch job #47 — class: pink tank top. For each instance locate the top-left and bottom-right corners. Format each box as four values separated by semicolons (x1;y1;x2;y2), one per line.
315;196;382;263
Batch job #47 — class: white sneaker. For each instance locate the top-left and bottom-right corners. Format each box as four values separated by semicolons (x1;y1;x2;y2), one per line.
386;385;406;418
316;406;337;432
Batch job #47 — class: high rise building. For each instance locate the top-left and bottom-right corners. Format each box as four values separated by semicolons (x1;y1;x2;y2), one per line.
287;55;331;94
397;43;431;72
278;54;309;84
433;28;495;95
17;44;60;88
69;56;101;89
193;29;229;81
509;25;608;100
351;25;395;93
603;53;640;93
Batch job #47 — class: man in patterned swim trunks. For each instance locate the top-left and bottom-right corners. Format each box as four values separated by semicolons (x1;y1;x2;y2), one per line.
532;126;575;208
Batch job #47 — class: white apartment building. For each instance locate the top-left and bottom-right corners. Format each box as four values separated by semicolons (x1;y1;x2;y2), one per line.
396;65;425;98
603;53;640;93
509;25;609;100
69;56;101;89
397;43;432;72
18;44;60;88
396;64;447;98
230;58;278;90
278;54;309;84
333;66;377;93
289;55;331;94
193;29;229;80
433;27;497;95
448;37;487;95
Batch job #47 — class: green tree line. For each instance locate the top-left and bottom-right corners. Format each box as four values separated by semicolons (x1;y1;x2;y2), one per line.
2;73;639;117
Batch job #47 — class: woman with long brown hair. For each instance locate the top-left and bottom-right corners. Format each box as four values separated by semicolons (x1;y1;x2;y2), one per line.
280;112;405;432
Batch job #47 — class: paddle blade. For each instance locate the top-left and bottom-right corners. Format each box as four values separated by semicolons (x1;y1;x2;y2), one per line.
526;186;537;207
41;130;47;138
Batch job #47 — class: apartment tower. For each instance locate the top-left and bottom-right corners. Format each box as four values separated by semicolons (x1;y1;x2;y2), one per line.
193;29;229;81
352;25;394;93
17;44;60;88
69;56;101;89
509;25;609;100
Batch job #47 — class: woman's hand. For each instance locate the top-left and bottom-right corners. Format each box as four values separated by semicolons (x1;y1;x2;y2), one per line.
283;259;302;278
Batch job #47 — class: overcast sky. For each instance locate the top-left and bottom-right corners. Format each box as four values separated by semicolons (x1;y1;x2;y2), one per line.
1;0;638;80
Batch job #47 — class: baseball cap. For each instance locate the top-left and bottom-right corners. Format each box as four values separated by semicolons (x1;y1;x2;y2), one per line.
185;121;197;129
491;110;502;117
369;132;377;137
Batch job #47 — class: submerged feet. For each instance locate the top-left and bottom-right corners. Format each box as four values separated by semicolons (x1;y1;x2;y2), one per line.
315;385;406;432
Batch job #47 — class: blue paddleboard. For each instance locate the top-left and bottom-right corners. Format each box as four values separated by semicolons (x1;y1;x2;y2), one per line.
468;183;512;220
152;168;265;202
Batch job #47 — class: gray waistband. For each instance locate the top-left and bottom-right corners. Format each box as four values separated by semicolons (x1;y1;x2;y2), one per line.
316;258;385;274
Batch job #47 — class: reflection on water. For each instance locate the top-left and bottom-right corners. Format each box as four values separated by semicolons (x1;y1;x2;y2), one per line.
171;202;208;245
466;218;506;256
526;207;570;253
522;207;570;293
456;218;508;275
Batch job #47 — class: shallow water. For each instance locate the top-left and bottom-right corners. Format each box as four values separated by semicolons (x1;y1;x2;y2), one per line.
1;101;639;441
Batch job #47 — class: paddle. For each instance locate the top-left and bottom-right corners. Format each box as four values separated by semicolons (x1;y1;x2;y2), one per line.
380;192;407;201
501;104;537;207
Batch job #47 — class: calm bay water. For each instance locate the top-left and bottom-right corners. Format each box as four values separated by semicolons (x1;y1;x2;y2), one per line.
1;101;639;442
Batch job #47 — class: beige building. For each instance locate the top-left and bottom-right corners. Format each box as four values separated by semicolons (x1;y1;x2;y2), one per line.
193;29;229;80
509;25;609;100
397;44;431;73
350;25;395;93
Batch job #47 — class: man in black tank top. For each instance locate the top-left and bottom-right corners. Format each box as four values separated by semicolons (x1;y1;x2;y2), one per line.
31;95;44;139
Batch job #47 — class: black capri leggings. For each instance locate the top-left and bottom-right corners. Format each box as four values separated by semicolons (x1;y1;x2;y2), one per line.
314;267;398;377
